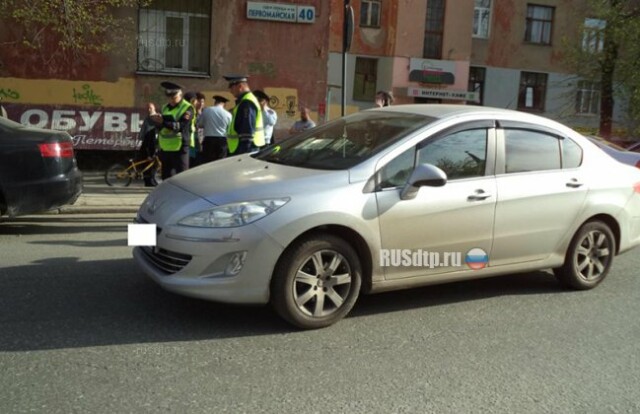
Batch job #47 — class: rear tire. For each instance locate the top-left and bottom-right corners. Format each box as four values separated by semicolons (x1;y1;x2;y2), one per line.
271;234;362;329
554;220;615;290
104;163;133;187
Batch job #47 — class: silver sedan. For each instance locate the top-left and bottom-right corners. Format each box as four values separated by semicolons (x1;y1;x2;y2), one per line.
133;105;640;329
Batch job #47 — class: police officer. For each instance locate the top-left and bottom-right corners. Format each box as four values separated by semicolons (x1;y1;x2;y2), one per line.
150;81;195;179
224;75;265;155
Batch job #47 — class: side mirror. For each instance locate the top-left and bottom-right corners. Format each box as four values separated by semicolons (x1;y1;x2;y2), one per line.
400;163;447;200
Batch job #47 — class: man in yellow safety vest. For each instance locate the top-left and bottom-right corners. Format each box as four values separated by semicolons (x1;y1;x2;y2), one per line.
150;81;195;179
224;74;265;155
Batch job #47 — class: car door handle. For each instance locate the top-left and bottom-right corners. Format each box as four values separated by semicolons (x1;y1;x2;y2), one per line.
467;190;492;201
566;179;584;188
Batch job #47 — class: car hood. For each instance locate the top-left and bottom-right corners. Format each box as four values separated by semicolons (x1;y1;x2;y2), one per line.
166;154;351;205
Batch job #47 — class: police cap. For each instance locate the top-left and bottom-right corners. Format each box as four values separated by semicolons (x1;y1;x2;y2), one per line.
223;74;249;87
212;95;229;104
160;81;183;96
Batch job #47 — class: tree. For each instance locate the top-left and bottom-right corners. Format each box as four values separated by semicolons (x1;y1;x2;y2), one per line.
564;0;640;138
0;0;150;78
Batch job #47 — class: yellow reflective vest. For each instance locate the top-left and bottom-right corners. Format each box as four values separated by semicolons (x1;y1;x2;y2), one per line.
158;99;195;152
227;92;265;154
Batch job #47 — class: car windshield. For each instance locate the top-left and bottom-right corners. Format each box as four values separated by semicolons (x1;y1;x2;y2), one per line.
255;111;434;170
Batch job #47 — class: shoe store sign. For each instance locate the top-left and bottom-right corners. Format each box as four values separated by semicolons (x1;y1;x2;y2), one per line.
247;2;315;24
5;104;143;150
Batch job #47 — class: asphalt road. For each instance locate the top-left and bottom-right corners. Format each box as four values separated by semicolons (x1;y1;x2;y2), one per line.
1;214;639;413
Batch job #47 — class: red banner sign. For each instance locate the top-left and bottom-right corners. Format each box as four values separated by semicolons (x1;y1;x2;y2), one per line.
5;104;145;151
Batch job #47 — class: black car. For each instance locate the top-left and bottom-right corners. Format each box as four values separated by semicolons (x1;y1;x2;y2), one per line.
0;116;82;217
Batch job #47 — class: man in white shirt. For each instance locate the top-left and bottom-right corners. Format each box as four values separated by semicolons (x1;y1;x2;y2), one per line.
254;90;277;145
197;95;232;163
289;107;316;134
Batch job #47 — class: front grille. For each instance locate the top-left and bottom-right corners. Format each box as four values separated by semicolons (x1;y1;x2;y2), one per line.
140;246;192;275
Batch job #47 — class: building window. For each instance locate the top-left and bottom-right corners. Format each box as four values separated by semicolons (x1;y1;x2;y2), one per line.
137;0;211;74
468;66;486;105
473;0;492;38
576;81;600;115
583;18;606;53
353;58;378;101
518;72;547;111
524;4;554;45
360;0;381;28
424;0;445;58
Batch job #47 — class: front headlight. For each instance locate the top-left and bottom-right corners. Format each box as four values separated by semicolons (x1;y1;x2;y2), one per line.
178;198;290;228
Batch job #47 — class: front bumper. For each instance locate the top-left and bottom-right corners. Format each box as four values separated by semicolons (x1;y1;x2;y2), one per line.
132;222;286;305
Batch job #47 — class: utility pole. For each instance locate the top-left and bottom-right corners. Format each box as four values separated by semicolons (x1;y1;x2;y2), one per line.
342;0;354;117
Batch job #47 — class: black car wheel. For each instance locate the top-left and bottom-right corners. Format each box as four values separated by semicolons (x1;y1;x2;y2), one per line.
271;234;362;329
104;164;133;187
554;220;616;290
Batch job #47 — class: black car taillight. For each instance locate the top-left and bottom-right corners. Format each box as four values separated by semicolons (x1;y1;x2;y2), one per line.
38;141;74;158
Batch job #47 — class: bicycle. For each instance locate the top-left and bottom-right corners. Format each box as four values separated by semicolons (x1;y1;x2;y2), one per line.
104;154;162;187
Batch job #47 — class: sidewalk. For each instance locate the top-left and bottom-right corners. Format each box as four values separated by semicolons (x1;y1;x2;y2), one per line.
57;171;154;214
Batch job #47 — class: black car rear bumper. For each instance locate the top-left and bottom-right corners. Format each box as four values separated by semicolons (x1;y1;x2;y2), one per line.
2;168;83;217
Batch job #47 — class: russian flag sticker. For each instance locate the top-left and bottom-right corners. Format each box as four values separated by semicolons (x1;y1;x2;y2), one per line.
465;248;488;270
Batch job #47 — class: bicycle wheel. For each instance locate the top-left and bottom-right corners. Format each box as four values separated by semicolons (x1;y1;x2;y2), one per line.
104;163;133;187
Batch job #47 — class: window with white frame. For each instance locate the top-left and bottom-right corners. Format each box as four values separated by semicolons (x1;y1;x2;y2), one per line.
137;1;211;74
473;0;492;38
575;81;600;114
582;18;606;53
525;4;554;45
360;0;381;28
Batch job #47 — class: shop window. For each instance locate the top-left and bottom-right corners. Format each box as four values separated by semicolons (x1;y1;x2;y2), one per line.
353;57;378;101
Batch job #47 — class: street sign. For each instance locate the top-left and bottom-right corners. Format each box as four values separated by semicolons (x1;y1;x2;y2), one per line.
247;2;316;24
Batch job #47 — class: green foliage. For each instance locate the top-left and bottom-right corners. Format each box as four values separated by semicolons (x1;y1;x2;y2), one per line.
562;0;640;136
1;0;152;55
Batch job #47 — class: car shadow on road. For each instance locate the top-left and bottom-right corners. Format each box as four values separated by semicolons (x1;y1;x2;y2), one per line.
0;257;291;353
350;271;563;319
0;255;567;353
0;216;133;235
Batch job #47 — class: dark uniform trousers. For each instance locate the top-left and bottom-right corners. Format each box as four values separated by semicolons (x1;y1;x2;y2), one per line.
201;136;228;163
235;137;259;155
160;150;189;180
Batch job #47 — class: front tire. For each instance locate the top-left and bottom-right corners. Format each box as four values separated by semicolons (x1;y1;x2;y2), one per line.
554;221;616;290
271;235;362;329
104;163;133;187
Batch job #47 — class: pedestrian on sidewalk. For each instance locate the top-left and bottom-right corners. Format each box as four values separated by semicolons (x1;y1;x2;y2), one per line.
289;107;316;134
137;102;159;187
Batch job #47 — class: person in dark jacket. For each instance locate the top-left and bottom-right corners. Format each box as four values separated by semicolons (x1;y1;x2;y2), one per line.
137;102;159;187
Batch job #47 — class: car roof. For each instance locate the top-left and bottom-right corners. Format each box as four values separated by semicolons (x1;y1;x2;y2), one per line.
375;104;557;125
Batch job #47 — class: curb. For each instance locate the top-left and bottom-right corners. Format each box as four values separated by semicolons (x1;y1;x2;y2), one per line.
58;206;141;214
